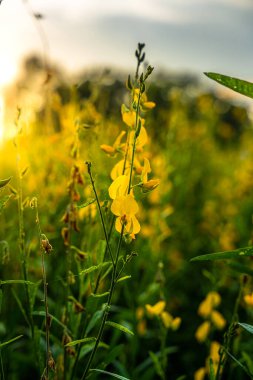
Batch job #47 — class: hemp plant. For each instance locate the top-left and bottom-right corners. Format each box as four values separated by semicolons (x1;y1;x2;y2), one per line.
78;43;159;379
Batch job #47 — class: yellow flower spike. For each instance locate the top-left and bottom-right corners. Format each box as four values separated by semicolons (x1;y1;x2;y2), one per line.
210;310;226;330
100;144;116;156
145;300;166;316
171;317;181;331
109;175;129;199
195;321;211;343
194;367;207;380
161;311;173;328
111;195;140;236
244;293;253;307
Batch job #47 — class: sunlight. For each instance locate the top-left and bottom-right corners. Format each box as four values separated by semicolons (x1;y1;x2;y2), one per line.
0;57;17;87
0;95;4;143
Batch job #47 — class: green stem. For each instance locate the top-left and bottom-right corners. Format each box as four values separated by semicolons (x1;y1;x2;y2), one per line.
86;162;115;268
215;279;243;380
81;225;125;380
128;89;142;194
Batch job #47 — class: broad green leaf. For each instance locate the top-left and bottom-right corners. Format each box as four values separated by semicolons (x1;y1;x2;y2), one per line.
116;275;131;283
0;177;11;189
191;246;253;262
0;280;36;285
0;335;23;349
65;337;96;347
105;321;134;336
77;198;95;209
238;323;253;335
205;72;253;99
90;368;130;380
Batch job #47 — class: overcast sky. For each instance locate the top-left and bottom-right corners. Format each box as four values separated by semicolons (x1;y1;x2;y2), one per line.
1;0;253;85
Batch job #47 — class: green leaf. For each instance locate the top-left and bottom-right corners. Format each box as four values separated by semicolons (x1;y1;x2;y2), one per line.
116;275;131;283
90;369;130;380
100;344;124;370
0;335;23;349
0;280;36;285
204;72;253;99
77;198;95;209
238;323;253;335
12;288;30;327
90;292;109;298
65;337;96;347
191;246;253;262
105;321;134;336
85;309;103;335
79;262;110;276
0;177;11;189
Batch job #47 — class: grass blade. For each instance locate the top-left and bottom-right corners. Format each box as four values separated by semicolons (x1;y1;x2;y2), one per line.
90;368;130;380
65;337;96;347
191;246;253;262
0;335;23;349
0;177;11;189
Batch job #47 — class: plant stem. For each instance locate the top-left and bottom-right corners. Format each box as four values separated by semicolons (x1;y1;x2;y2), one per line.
80;225;124;380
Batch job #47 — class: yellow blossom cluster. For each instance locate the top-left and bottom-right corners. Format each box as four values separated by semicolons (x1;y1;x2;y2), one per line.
100;77;159;240
195;291;226;343
145;300;181;330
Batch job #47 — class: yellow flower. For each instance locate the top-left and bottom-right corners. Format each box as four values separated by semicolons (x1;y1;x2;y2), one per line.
171;317;181;331
142;101;156;110
111;194;140;236
209;341;221;374
122;109;136;128
194;367;207;380
244;293;253;307
145;301;166;316
161;311;173;328
111;160;130;180
198;291;221;318
210;310;226;330
142;179;160;193
100;144;116;156
129;126;147;152
195;321;211;343
109;175;129;199
100;131;126;157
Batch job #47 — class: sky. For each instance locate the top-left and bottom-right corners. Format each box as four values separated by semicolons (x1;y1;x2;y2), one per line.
1;0;253;86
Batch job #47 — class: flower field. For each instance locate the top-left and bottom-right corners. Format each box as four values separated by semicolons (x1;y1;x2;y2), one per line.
1;45;253;380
